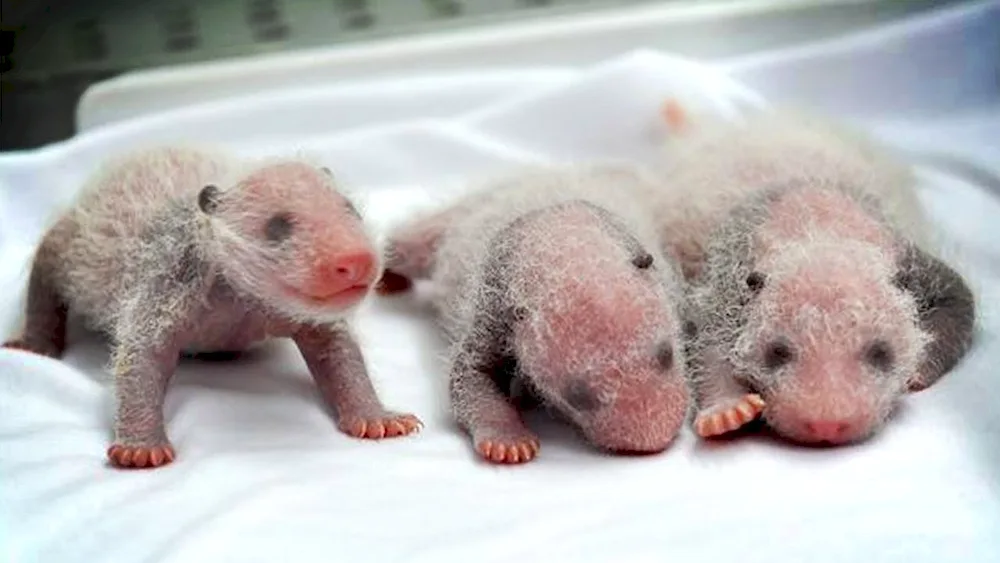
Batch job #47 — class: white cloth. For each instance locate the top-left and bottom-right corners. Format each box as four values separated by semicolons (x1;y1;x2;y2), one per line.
2;35;999;563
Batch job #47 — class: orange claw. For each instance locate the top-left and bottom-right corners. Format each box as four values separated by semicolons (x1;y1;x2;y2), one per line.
475;437;541;465
107;443;176;469
694;394;765;438
342;413;422;440
366;420;386;439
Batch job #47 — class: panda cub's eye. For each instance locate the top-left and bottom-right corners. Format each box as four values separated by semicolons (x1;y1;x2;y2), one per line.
864;339;894;371
265;212;294;243
763;338;794;370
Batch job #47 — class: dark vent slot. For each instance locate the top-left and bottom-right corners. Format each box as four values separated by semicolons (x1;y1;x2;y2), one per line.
161;7;200;52
0;29;13;72
253;24;290;42
423;0;463;18
246;0;290;42
70;19;107;62
166;35;198;52
520;0;553;6
335;0;375;30
247;0;281;25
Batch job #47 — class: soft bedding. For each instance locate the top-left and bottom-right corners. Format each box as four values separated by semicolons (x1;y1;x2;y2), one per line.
1;23;999;563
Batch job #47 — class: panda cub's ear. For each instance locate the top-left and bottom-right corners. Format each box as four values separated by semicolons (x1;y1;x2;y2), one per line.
746;271;766;294
198;185;221;214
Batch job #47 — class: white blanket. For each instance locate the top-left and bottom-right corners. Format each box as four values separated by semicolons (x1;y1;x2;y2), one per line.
2;35;999;563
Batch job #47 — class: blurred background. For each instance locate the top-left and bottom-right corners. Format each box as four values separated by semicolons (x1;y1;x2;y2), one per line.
0;0;972;151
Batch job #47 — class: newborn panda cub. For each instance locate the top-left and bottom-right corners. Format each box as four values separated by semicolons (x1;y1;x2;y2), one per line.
3;147;421;469
654;108;976;445
380;164;690;464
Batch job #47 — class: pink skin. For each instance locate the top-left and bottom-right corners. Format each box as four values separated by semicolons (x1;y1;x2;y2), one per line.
696;189;926;445
3;159;422;469
485;206;688;459
211;162;378;318
659;103;975;445
380;197;688;464
744;252;921;444
750;191;920;444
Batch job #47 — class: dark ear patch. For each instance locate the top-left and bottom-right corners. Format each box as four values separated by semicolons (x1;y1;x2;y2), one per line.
893;243;976;391
320;166;333;176
198;185;220;214
265;212;294;243
864;339;894;371
746;271;766;293
344;198;362;219
632;251;654;270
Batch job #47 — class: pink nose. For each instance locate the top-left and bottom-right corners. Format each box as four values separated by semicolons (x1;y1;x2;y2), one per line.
804;420;852;442
307;252;375;298
331;252;374;285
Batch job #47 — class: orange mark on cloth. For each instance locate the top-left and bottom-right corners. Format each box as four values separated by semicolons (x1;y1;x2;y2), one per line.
661;99;688;132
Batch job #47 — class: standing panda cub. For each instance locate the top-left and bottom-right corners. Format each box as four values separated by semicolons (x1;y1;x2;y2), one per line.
379;164;691;464
3;147;421;469
653;105;976;445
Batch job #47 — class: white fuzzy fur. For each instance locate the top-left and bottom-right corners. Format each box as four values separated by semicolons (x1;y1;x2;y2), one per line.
647;107;975;443
649;109;930;279
428;162;685;345
387;161;692;451
38;146;376;342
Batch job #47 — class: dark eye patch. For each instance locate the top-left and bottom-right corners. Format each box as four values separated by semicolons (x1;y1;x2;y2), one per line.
656;342;674;371
763;338;794;370
632;251;654;270
746;271;766;293
864;339;894;371
265;212;294;243
563;379;602;412
320;166;333;176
